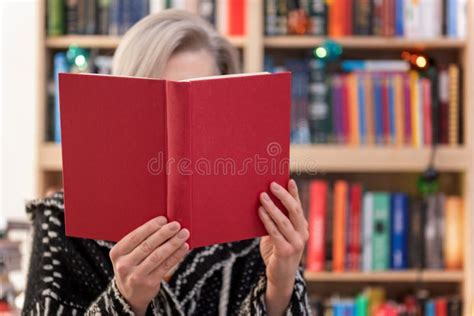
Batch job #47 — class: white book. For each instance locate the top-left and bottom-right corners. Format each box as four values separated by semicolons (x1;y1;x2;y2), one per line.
456;0;467;38
216;0;228;35
362;193;373;272
150;0;165;13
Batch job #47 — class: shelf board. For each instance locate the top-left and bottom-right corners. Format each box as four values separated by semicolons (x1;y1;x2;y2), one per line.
45;35;246;49
290;145;469;173
264;36;466;49
40;143;469;173
304;270;464;283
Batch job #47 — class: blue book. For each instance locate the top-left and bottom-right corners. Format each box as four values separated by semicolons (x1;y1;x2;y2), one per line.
395;0;404;36
357;75;366;145
108;0;121;35
446;0;457;37
333;302;345;316
53;52;69;143
388;77;395;144
390;193;409;269
425;300;435;316
373;78;384;144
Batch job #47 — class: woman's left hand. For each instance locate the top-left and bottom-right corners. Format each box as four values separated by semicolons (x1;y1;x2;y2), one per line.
258;179;309;315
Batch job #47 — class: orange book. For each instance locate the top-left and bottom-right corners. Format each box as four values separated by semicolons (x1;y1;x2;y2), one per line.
364;75;375;145
444;196;463;270
306;181;328;272
393;74;404;146
328;0;344;37
333;180;348;272
348;73;360;146
448;64;459;146
409;71;421;148
228;0;245;36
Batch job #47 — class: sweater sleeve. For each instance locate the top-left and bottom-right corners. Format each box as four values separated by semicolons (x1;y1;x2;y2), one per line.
238;266;311;316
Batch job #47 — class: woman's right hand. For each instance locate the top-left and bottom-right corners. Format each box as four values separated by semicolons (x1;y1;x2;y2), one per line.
109;216;190;316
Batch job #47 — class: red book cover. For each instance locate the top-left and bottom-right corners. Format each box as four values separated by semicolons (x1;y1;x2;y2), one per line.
59;72;291;248
435;298;448;316
349;183;362;270
422;78;433;146
306;180;327;272
228;0;245;36
333;180;348;272
403;74;412;145
344;0;353;35
382;75;390;144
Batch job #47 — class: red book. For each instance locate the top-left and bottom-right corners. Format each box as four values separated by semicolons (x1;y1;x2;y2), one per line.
435;298;448;316
59;72;291;248
381;75;391;144
306;181;327;272
349;183;362;270
228;0;245;36
344;0;353;35
422;79;433;146
333;181;348;272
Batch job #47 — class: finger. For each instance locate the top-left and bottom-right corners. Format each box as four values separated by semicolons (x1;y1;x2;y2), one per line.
259;192;298;244
148;242;189;282
258;207;291;248
111;216;168;257
127;222;182;265
270;182;306;233
288;179;301;204
135;228;190;275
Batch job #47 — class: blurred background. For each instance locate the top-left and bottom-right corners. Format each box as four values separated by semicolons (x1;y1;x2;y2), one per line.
0;0;472;314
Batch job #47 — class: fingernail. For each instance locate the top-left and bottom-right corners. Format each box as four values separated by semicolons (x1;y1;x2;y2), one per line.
178;229;189;239
290;179;297;188
169;222;180;231
156;216;167;225
271;182;280;190
183;243;190;251
261;192;270;201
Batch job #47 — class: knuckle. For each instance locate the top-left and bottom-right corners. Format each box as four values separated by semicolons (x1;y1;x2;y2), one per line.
115;261;129;276
140;240;152;254
150;251;163;264
129;233;140;246
109;248;118;261
293;239;304;252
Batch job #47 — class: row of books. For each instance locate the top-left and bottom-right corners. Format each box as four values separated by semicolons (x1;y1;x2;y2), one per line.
265;0;466;38
265;58;462;146
298;180;463;272
309;288;462;316
47;0;245;36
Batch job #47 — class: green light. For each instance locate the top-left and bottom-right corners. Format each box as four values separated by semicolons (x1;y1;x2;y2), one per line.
314;47;327;59
75;55;88;70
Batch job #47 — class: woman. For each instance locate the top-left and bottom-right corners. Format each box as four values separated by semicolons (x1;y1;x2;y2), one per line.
23;10;311;315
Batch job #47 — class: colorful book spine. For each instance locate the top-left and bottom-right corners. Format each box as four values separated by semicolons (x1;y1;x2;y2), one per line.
349;184;362;270
48;0;64;35
390;193;409;269
448;64;460;146
53;52;70;143
444;196;463;270
372;192;390;271
393;74;404;146
306;181;328;272
333;181;348;271
362;192;373;271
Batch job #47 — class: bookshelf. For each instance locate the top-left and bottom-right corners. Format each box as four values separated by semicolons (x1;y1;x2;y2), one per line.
36;0;474;314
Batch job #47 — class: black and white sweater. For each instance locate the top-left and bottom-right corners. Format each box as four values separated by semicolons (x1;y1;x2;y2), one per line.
23;192;311;315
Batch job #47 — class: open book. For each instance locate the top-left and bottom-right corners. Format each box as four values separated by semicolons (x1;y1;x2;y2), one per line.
59;72;291;248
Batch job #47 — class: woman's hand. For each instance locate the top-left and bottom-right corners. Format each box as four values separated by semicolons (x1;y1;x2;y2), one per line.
258;179;309;315
109;217;190;316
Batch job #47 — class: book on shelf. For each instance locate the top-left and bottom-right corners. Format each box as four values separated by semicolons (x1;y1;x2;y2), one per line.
309;288;462;316
265;57;462;147
302;179;464;272
264;0;466;38
59;72;290;248
47;0;246;37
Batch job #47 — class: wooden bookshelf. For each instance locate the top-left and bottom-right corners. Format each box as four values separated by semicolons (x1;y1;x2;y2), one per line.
36;0;474;313
304;271;464;283
46;34;246;49
264;36;466;49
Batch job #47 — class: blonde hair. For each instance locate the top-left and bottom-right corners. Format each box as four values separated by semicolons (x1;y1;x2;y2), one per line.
112;9;240;78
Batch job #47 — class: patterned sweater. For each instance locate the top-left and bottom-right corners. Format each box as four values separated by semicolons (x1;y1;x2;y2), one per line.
22;192;311;315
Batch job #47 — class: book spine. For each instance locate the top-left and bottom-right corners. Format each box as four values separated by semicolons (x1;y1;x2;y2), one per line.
381;75;390;144
444;196;463;270
409;71;420;147
354;0;371;35
54;52;69;143
325;184;334;270
65;0;79;34
48;0;65;35
308;0;327;35
98;0;111;34
422;78;433;146
308;59;331;143
349;184;362;270
328;0;344;37
348;73;360;146
333;181;348;271
108;0;120;35
364;74;375;145
228;0;245;36
84;0;97;34
448;64;459;146
394;0;404;36
357;75;367;145
198;0;216;25
388;76;395;145
166;81;193;247
306;181;328;272
372;0;383;35
373;75;384;144
393;74;404;146
403;74;412;145
341;76;350;144
372;192;390;271
409;198;425;269
390;193;409;269
362;193;374;272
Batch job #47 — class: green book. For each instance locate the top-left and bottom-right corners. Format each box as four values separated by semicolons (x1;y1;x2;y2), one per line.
355;294;368;316
47;0;64;36
372;192;390;270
